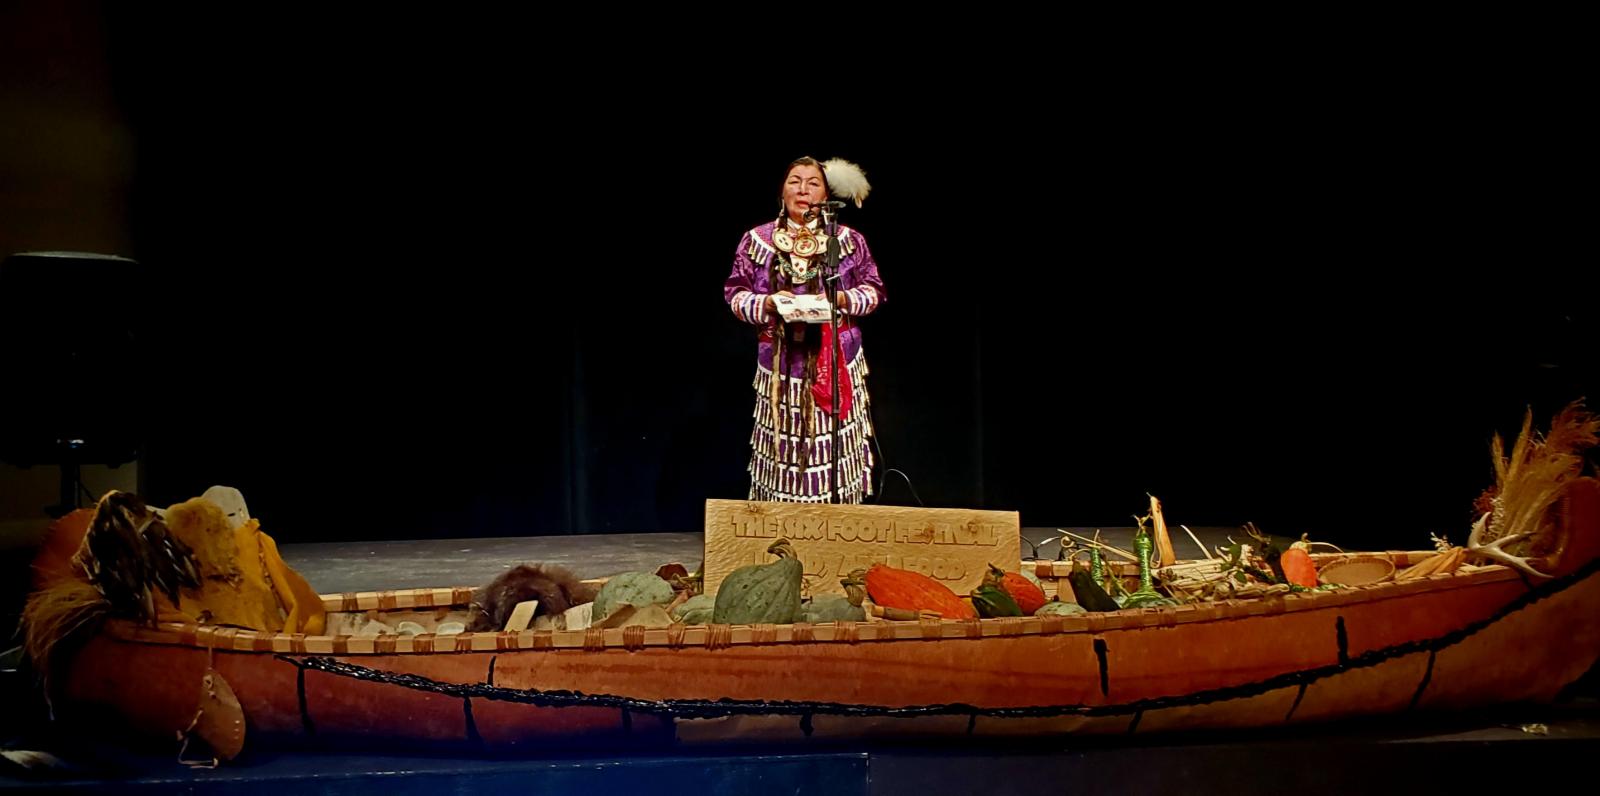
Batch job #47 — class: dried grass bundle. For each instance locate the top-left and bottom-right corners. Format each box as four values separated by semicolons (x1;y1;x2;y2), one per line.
1469;399;1600;576
1484;401;1599;549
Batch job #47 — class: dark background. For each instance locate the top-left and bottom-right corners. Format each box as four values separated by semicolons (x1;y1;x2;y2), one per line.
2;4;1594;549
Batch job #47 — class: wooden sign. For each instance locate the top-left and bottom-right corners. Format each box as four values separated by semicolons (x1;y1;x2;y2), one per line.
703;500;1020;598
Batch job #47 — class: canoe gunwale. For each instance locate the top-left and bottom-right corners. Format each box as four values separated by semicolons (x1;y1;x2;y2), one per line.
98;563;1529;655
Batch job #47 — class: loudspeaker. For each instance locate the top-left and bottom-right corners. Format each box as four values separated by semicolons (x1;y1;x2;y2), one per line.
0;251;145;513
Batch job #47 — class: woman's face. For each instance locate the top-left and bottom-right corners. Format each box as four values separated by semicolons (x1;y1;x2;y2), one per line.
782;164;827;223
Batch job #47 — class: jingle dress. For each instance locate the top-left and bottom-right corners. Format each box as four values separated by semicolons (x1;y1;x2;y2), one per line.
722;217;885;502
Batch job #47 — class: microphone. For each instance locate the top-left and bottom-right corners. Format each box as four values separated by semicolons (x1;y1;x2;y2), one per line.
804;200;849;223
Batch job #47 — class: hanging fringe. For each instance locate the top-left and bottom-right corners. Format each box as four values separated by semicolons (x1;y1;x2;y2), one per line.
837;227;857;257
767;335;784;459
746;350;875;503
744;229;777;267
751;353;871;432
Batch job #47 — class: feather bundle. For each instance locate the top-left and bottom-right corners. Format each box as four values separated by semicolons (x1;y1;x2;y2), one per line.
74;491;201;624
822;158;871;207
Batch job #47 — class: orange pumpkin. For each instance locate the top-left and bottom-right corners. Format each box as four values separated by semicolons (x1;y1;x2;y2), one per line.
865;564;976;619
988;565;1048;615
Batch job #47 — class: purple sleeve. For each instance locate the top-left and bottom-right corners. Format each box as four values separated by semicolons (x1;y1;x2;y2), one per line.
839;230;884;317
723;232;769;325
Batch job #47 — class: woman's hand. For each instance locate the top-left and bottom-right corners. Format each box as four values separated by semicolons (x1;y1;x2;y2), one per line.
763;291;795;313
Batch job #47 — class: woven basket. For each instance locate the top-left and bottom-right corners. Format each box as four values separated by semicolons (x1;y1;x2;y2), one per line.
1317;555;1396;586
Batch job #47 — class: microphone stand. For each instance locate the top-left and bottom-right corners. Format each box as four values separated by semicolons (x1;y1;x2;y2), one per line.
821;205;844;504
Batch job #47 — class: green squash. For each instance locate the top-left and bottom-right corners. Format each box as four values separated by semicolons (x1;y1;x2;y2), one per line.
1067;567;1121;612
1034;600;1086;617
712;539;803;625
672;593;715;625
971;583;1023;617
1120;591;1178;609
802;595;865;622
801;568;868;622
593;571;674;622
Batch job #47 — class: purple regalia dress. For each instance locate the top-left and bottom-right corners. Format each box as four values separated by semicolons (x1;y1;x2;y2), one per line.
723;218;885;503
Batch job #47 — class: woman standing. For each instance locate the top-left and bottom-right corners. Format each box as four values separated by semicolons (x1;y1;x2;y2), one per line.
723;157;884;503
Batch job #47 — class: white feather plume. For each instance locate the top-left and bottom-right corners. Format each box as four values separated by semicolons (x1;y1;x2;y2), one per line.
822;158;871;207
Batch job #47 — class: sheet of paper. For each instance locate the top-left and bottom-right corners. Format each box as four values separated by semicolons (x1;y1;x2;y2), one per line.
772;293;833;324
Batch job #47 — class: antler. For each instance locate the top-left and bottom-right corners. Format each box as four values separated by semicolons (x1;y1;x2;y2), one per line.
1467;512;1552;578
